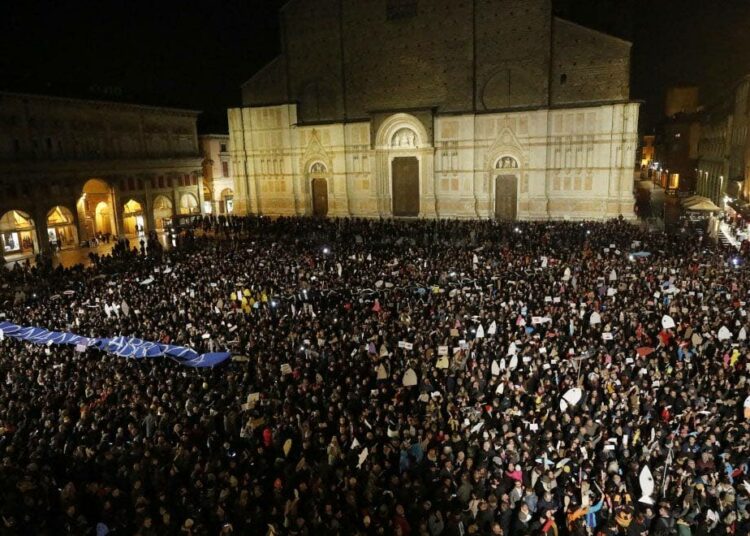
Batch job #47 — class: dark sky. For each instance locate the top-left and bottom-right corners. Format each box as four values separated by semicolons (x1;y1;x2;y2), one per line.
3;0;750;132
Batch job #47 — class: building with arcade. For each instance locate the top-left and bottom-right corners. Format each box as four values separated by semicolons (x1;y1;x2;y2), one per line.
0;92;204;262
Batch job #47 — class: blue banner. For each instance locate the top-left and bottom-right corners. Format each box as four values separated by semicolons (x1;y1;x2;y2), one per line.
0;321;231;368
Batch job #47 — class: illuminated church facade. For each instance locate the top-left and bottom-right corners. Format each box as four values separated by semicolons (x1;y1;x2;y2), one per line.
229;0;639;220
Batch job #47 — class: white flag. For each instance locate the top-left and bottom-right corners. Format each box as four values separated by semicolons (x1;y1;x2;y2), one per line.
638;465;655;504
718;326;732;341
402;368;418;386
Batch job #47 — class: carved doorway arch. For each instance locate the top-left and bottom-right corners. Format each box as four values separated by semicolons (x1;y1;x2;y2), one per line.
374;113;432;217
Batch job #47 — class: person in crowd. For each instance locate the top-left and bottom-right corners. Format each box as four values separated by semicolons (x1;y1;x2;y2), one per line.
0;215;749;535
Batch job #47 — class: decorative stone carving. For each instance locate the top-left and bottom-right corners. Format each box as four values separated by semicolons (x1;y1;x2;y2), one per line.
391;128;418;148
310;162;327;174
496;156;519;169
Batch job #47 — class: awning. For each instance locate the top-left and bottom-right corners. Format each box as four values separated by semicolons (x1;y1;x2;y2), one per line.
685;199;722;212
681;195;707;207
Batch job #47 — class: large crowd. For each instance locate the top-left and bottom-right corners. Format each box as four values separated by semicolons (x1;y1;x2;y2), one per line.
0;215;749;535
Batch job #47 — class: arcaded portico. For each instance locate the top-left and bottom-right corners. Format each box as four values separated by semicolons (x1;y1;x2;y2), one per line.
0;92;204;261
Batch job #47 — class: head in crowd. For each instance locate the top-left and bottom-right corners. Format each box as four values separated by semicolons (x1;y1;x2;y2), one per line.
0;215;749;536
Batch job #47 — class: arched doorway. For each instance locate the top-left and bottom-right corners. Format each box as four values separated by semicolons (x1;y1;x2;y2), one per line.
307;162;329;217
493;157;519;220
179;193;199;215
153;195;174;231
375;114;432;218
0;210;38;259
46;206;78;250
123;199;145;236
203;183;213;214
220;188;235;214
78;179;116;240
95;202;113;236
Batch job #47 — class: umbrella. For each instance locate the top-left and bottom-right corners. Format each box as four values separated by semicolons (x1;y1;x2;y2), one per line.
560;387;583;411
681;195;706;207
718;326;732;341
402;368;417;386
685;199;721;212
661;315;676;329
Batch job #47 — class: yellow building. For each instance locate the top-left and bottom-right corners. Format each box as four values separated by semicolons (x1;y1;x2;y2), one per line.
0;92;203;261
200;134;235;214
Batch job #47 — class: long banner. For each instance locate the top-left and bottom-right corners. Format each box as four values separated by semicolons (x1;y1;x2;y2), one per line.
0;321;230;368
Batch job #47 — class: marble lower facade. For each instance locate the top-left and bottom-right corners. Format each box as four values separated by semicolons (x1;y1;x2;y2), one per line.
228;101;639;221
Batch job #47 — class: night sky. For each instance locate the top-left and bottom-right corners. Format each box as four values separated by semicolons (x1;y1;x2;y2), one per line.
3;0;750;133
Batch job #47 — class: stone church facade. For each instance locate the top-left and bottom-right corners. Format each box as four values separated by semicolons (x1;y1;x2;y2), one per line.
229;0;639;220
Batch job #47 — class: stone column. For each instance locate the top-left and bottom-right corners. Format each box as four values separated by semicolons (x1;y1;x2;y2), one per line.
32;205;50;255
291;163;303;215
197;173;206;213
419;148;437;218
75;184;91;243
143;176;156;233
69;198;82;246
252;164;262;215
375;150;391;217
231;157;246;214
331;173;351;217
244;109;262;215
112;183;125;238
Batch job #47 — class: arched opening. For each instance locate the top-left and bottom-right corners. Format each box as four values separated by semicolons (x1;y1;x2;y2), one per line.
179;193;199;215
1;210;38;259
375;114;429;218
122;199;145;236
153;195;174;231
78;179;116;240
95;202;113;236
46;206;78;250
203;183;213;213
493;156;520;221
220;188;235;214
